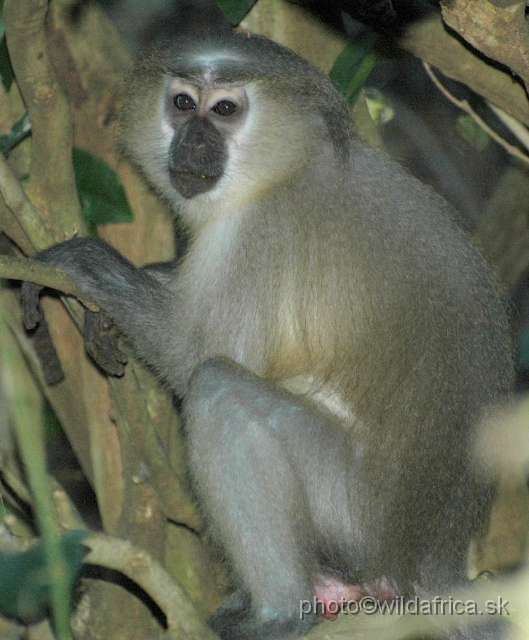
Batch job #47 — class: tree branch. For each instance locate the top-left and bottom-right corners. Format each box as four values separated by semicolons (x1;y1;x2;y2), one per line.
0;255;98;311
423;62;529;166
0;252;200;529
84;532;217;639
3;0;85;240
0;153;55;253
440;0;529;92
401;13;529;127
109;369;200;530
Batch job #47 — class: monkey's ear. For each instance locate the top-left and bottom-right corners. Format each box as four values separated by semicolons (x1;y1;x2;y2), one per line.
84;310;128;377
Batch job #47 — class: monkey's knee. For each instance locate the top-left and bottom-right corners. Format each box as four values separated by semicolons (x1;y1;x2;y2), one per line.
185;357;277;433
187;356;263;396
188;356;247;395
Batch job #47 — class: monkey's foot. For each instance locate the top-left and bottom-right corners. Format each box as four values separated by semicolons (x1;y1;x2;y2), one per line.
208;590;315;640
209;612;314;640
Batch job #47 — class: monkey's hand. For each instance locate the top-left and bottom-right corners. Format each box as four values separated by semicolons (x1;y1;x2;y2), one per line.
84;310;128;377
21;281;127;378
20;238;159;377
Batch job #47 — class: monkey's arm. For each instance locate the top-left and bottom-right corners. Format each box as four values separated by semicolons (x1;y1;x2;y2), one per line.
141;260;180;287
81;260;180;375
21;238;179;380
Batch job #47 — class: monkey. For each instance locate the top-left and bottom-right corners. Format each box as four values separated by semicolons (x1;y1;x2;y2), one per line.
21;28;513;640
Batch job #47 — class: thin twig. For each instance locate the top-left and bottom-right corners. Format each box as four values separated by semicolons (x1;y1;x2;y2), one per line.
4;0;84;238
423;62;529;167
0;153;55;252
0;254;99;311
84;532;217;638
487;101;529;153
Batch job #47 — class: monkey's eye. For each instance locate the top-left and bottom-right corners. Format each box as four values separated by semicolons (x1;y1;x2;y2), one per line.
212;100;238;116
174;94;196;110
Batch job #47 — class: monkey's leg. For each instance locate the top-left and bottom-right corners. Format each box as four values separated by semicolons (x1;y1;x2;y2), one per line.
185;357;360;640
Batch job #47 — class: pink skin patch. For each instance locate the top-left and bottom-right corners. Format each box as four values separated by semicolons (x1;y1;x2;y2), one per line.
314;575;399;620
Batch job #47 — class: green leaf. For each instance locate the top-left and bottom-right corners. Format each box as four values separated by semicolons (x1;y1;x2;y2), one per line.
73;147;133;237
43;404;63;444
363;87;394;125
456;114;490;151
0;530;89;624
0;34;14;92
0;112;31;157
329;30;380;104
215;0;257;25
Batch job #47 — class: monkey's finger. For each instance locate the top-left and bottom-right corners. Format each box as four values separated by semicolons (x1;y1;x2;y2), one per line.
84;309;128;377
20;281;44;330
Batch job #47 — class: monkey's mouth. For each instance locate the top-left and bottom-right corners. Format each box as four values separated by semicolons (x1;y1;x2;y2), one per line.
170;168;222;199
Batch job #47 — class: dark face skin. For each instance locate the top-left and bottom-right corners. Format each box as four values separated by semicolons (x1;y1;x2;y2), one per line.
165;77;248;198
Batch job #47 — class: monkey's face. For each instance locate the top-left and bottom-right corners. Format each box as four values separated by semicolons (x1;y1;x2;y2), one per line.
119;34;348;224
164;78;248;199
